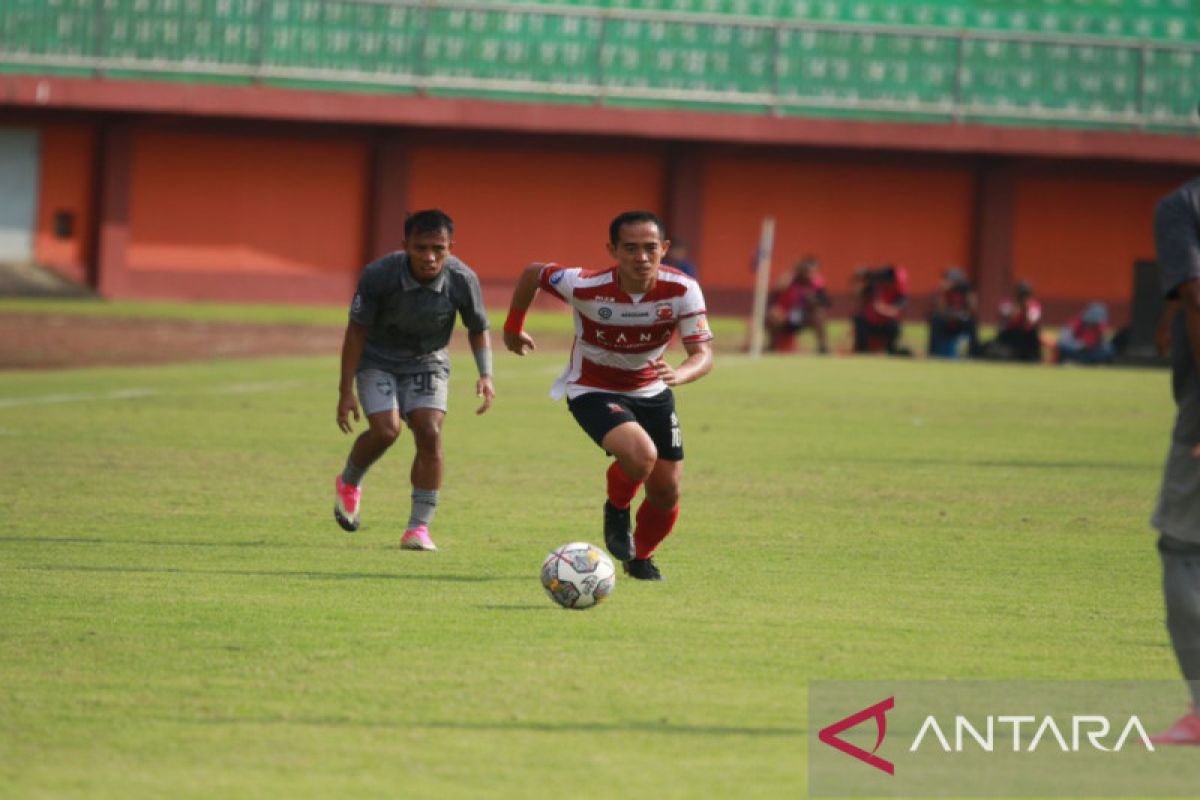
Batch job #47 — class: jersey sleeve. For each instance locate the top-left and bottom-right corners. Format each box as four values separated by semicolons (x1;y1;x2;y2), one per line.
455;266;490;334
537;263;576;302
349;261;384;326
678;280;713;344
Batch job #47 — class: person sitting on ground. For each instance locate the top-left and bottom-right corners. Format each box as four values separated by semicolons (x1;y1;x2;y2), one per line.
927;267;979;359
981;280;1043;362
852;264;909;355
1057;301;1115;365
766;255;831;354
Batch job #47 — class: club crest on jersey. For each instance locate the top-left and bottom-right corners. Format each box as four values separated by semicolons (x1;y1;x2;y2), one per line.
655;302;673;320
549;270;565;285
598;307;613;320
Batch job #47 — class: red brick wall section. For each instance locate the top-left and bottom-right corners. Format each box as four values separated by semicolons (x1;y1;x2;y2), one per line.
126;129;369;276
34;122;96;284
1010;172;1189;325
404;144;666;284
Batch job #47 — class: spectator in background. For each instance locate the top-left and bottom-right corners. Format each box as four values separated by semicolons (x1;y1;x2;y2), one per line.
766;255;830;354
664;240;698;278
981;280;1043;362
1056;301;1114;365
927;267;979;358
852;264;909;355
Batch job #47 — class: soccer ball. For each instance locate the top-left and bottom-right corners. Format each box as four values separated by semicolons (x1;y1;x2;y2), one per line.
540;542;616;609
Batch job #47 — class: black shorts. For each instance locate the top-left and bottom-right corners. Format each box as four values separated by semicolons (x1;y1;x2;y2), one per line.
567;389;683;462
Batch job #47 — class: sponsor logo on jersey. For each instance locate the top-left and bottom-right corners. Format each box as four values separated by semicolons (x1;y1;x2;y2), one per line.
694;315;709;332
656;302;673;320
621;311;651;318
598;307;613;320
594;296;616;303
549;270;565;285
352;295;363;314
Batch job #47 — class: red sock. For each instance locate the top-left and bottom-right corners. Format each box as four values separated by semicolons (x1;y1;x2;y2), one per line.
633;500;679;559
606;461;642;509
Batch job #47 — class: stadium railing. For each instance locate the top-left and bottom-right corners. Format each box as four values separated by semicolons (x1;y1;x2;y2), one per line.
0;0;1196;131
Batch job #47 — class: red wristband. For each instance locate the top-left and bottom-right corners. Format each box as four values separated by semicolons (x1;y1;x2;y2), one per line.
503;308;527;334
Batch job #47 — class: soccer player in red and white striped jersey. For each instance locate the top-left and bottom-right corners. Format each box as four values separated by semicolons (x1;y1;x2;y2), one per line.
503;211;714;581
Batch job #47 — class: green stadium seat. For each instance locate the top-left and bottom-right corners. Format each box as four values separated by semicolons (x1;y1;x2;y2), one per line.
1;0;1197;128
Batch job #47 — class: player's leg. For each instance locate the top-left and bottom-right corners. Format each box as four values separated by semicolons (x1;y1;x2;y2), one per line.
335;370;403;532
624;391;684;581
599;422;656;562
809;307;829;354
622;458;682;582
852;314;868;352
568;393;654;562
1150;443;1200;743
398;368;449;551
403;407;444;551
1153;538;1200;743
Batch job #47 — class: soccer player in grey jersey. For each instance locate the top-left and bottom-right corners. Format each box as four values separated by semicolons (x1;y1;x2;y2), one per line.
334;209;495;551
1150;177;1200;744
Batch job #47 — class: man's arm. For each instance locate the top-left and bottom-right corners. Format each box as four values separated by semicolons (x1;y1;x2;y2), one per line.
1159;298;1181;357
337;321;367;433
1179;281;1200;372
468;328;495;415
503;263;544;356
649;340;714;387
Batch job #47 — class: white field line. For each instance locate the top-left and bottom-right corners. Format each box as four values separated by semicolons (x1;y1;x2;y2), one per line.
0;380;304;409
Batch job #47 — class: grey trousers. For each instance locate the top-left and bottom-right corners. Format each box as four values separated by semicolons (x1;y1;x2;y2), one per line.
1160;535;1200;708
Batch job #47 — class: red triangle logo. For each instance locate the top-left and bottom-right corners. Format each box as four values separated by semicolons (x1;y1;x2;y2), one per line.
818;696;895;775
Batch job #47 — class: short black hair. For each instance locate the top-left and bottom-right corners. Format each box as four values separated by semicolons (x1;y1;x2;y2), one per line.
404;209;454;240
609;211;665;246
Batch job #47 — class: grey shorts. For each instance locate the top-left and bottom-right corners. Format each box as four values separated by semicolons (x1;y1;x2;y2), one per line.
1153;441;1200;545
356;367;450;419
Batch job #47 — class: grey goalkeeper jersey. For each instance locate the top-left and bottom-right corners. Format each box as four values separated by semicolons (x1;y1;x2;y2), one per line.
349;252;489;373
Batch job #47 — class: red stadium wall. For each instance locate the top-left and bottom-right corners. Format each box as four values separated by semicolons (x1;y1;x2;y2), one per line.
698;155;977;314
405;142;666;290
34;122;96;284
1010;171;1184;325
125;129;369;290
9;92;1197;321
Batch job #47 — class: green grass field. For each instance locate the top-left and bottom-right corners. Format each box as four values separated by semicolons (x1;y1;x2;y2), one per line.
0;303;1182;798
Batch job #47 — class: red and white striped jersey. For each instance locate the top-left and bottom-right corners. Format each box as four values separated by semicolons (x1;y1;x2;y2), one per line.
538;263;713;399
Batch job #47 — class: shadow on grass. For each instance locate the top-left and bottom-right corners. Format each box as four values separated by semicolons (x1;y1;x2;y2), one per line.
178;714;806;738
0;536;361;549
21;563;518;582
477;603;555;612
833;456;1154;472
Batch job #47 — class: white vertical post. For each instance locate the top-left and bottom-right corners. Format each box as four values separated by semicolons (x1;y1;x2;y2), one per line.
748;216;776;359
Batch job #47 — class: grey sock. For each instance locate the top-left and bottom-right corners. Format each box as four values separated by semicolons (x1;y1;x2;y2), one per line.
341;458;368;488
408;489;439;530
